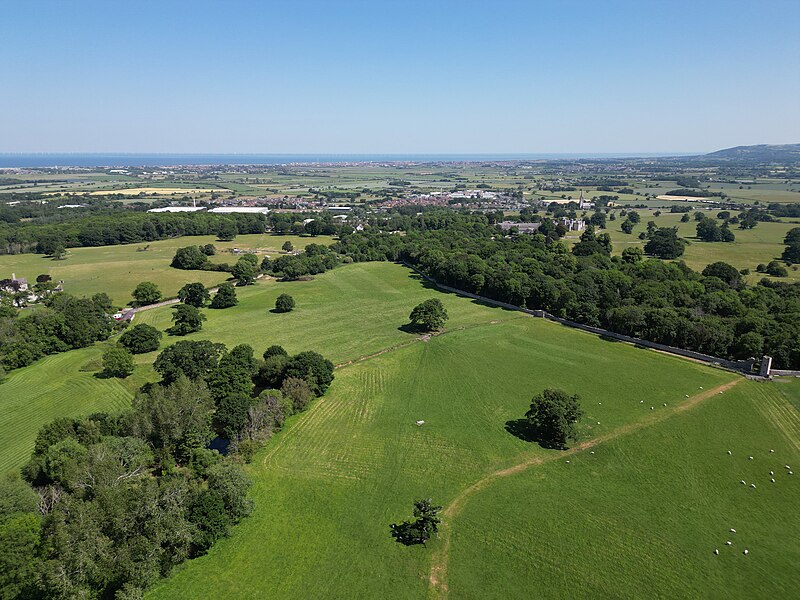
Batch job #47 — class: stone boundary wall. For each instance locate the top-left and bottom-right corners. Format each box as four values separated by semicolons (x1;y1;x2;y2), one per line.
403;262;756;374
770;370;800;377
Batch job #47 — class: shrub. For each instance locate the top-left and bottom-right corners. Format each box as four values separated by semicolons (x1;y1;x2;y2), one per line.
274;294;295;313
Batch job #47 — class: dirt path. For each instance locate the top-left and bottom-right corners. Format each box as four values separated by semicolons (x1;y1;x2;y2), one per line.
426;377;742;598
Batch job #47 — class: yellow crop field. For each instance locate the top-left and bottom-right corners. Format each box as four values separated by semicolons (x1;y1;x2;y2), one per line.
88;187;224;195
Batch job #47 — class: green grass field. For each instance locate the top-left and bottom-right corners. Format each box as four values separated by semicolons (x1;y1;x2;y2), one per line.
448;379;800;598
0;346;136;474
0;263;519;473
3;260;798;598
147;308;741;599
0;233;335;306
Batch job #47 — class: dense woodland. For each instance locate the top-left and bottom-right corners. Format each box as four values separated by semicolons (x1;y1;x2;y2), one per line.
0;205;346;255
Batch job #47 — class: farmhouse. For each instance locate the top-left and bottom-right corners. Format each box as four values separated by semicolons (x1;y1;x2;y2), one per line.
1;273;29;293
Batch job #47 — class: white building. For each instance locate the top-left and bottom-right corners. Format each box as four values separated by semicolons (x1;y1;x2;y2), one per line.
147;206;207;213
208;207;270;214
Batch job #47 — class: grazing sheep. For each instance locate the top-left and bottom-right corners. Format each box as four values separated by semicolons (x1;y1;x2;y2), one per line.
730;528;736;533
415;420;425;426
770;449;775;453
590;451;595;455
749;456;754;460
790;471;794;475
750;483;756;488
685;394;689;398
663;403;667;406
565;460;570;464
740;480;746;485
743;549;749;555
770;471;774;475
650;406;654;410
771;478;775;483
714;549;719;555
725;541;732;545
727;451;732;455
786;465;791;469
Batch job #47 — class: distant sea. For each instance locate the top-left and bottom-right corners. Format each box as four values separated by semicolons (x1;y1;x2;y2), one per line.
0;152;690;169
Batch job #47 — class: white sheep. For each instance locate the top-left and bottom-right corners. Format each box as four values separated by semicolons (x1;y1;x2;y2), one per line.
750;483;756;488
730;528;736;533
771;478;775;483
714;549;719;555
727;451;732;455
725;541;732;545
743;549;749;555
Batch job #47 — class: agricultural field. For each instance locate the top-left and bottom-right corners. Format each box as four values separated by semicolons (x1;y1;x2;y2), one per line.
448;379;800;599
2;259;799;598
147;306;747;599
0;233;335;306
0;346;137;473
0;262;521;473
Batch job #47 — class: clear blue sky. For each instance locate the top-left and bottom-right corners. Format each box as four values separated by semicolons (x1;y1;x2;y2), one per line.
1;0;798;154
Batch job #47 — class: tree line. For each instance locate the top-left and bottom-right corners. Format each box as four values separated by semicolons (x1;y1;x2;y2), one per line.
331;211;800;369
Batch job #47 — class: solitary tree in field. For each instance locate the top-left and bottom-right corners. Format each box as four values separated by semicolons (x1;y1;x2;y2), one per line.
178;282;210;307
132;281;162;306
390;499;442;545
524;388;584;449
281;240;294;253
408;299;448;332
274;293;295;313
168;303;206;336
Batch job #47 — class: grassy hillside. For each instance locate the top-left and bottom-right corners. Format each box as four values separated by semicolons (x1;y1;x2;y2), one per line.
0;263;520;473
134;262;522;365
0;347;135;474
148;315;736;599
448;379;800;598
0;233;334;306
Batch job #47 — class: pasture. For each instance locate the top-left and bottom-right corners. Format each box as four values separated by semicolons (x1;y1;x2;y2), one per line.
2;260;798;599
0;346;136;474
0;262;519;472
147;308;739;599
0;233;335;306
448;379;800;598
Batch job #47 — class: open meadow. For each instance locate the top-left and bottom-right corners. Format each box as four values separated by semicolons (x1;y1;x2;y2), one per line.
146;310;768;599
448;378;800;599
0;233;335;306
2;261;799;599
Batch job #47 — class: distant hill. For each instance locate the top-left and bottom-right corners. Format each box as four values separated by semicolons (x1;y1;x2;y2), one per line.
701;143;800;162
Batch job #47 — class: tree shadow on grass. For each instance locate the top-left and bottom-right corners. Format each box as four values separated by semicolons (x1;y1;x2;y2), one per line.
397;323;426;334
504;419;566;450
